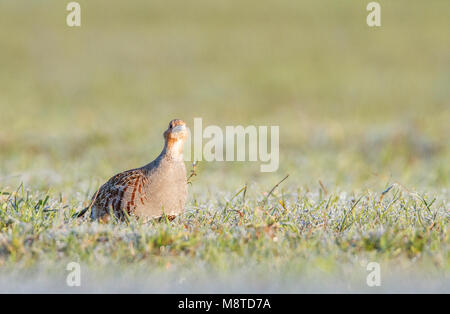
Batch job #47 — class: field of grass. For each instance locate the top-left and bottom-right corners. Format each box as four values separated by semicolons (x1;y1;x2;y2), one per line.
0;0;448;292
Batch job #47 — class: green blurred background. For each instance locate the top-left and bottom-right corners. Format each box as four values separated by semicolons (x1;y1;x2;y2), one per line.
0;0;449;196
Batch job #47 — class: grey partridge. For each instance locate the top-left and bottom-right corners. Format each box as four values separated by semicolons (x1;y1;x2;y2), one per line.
78;119;188;221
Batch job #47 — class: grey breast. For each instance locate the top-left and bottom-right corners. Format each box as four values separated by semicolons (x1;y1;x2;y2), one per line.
136;158;187;218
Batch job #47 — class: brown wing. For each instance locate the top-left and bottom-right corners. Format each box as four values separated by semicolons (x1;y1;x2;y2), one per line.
91;168;150;218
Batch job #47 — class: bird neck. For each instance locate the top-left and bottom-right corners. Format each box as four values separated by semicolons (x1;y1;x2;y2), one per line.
161;138;184;161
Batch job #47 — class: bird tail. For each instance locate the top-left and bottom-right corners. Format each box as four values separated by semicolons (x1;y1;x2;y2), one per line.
73;207;89;219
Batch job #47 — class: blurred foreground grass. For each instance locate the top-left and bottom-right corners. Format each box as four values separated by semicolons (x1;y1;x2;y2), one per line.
0;0;448;292
0;184;448;292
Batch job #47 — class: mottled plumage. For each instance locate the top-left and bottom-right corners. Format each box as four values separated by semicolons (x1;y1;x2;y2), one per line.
81;119;188;221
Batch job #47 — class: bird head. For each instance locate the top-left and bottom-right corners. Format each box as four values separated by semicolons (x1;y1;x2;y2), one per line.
164;119;188;157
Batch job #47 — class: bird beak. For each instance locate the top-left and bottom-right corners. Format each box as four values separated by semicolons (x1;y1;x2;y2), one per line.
172;125;186;133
